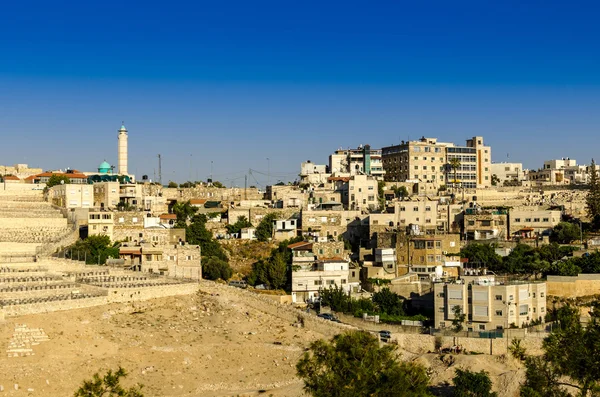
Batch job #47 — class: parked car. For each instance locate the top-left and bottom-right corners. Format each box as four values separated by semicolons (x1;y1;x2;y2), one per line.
228;280;248;289
379;330;392;342
317;313;341;322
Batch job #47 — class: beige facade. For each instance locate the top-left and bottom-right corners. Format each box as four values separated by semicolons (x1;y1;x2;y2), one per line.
382;135;492;189
49;184;94;209
434;276;547;330
346;175;379;211
395;233;461;277
509;207;562;239
301;209;364;241
490;162;525;184
546;274;600;297
464;208;508;241
328;145;385;179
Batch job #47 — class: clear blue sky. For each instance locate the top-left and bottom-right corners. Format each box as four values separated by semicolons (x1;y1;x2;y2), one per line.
1;0;599;186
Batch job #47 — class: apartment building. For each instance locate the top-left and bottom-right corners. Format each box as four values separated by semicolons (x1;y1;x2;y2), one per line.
289;241;360;303
49;184;94;209
528;158;600;185
347;175;379;211
381;136;492;188
395;233;461;278
464;208;508;241
434;275;547;330
490;162;525;185
299;161;330;185
509;207;562;239
329;145;385;179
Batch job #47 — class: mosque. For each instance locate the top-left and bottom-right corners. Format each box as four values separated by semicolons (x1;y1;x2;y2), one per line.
89;123;133;182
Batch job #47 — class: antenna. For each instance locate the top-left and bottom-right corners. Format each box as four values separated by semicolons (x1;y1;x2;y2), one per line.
157;154;162;186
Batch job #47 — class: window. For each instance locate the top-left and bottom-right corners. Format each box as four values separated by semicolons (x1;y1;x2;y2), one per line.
400;207;406;211
495;295;502;301
534;218;540;222
413;207;419;211
525;218;531;222
427;255;434;262
515;218;521;222
435;241;441;248
496;310;503;316
478;324;485;330
341;279;347;284
509;295;514;301
368;186;374;190
540;292;545;297
425;206;431;211
327;280;335;285
543;218;549;222
314;280;322;286
533;293;536;298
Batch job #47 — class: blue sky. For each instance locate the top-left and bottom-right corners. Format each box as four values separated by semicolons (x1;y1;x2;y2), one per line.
1;1;599;186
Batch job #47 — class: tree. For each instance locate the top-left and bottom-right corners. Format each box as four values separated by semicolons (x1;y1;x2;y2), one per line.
66;235;119;265
449;158;461;191
186;214;228;262
460;243;503;272
392;185;409;199
202;257;232;281
372;288;404;316
451;305;466;332
74;366;144;397
453;369;497;397
225;215;253;236
167;181;178;188
212;181;225;188
172;200;199;228
586;159;600;220
550;222;581;244
296;331;432;397
246;237;302;289
491;174;500;186
520;304;600;396
255;213;277;242
46;174;70;188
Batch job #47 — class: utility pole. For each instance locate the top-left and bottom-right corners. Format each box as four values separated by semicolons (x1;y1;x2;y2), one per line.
210;160;213;183
189;154;192;181
158;154;162;186
244;174;247;200
267;157;270;186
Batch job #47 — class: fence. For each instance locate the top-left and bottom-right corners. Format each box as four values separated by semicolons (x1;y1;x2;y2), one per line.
0;253;37;263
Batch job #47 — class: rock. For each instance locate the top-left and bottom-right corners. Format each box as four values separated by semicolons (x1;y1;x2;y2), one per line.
13;384;18;391
27;388;34;392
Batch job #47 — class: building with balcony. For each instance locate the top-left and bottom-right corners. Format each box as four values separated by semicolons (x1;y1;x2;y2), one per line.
434;274;547;331
395;233;462;278
328;145;385;180
464;208;508;241
490;162;525;185
509;207;562;239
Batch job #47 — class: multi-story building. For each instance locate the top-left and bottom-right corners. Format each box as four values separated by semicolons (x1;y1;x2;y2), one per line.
381;136;492;189
490;162;525;185
528;158;600;185
395;233;461;278
464;207;508;241
49;184;94;208
347;175;379;211
289;241;360;303
299;161;330;185
509;207;562;239
329;145;385;180
434;274;547;331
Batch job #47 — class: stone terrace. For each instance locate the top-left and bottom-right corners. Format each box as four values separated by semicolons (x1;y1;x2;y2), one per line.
0;260;200;318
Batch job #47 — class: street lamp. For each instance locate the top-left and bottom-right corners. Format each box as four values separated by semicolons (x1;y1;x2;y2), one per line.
266;157;270;186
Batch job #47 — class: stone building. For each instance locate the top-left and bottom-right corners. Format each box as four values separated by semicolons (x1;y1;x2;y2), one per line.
119;242;202;280
509;207;562;239
490;162;525;185
328;145;385;180
49;184;94;208
434;275;547;330
381;135;492;188
395;233;461;278
464;208;508;241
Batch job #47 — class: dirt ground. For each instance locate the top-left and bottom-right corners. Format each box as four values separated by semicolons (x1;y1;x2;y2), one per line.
0;283;527;397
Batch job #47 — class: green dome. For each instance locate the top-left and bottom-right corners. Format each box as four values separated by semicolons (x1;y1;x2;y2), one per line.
98;161;112;174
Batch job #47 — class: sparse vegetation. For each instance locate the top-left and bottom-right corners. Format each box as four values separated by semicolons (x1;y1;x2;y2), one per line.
74;366;144;397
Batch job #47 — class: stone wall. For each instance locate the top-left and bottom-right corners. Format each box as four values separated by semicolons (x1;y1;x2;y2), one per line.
106;283;200;303
547;274;600;297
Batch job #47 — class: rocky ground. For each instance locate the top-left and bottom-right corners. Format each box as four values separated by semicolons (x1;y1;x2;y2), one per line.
0;281;528;397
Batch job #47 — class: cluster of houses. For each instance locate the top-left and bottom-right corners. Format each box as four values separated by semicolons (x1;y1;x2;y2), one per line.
4;132;598;331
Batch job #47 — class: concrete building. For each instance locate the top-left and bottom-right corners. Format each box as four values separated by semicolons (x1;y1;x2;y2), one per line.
26;169;89;185
347;174;379;211
299;161;330;185
289;241;359;303
49;184;94;208
273;218;298;241
509;207;562;239
381;136;492;189
118;123;128;176
464;207;508;241
395;233;461;278
434;275;547;330
328;145;385;180
490;162;525;185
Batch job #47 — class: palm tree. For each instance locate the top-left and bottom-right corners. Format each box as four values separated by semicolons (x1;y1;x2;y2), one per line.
449;157;461;192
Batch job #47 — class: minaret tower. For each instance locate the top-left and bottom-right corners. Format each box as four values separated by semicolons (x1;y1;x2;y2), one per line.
118;122;128;175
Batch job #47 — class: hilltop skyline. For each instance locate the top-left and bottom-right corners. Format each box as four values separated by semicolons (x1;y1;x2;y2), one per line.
2;1;600;185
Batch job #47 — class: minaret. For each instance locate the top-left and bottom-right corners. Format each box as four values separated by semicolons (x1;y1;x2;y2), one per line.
118;122;128;175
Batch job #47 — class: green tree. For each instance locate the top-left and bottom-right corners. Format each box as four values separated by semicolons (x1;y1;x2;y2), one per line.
586;159;600;220
202;257;232;281
167;181;178;188
392;185;409;199
296;331;432;397
449;158;461;191
451;305;466;332
460;243;503;272
186;214;228;262
46;174;71;188
66;235;119;265
520;304;600;396
212;181;225;188
225;215;253;236
372;288;404;316
172;200;198;228
255;213;277;242
550;222;581;244
246;237;302;289
74;367;143;397
453;369;497;397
